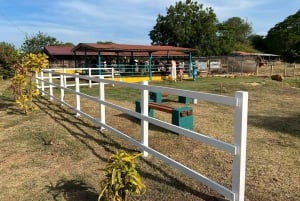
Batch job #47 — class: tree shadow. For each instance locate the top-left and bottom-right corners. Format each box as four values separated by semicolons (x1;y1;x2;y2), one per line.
47;179;98;201
249;114;300;138
34;97;137;163
0;95;22;115
139;158;228;201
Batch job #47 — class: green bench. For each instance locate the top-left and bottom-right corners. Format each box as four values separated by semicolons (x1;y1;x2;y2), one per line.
149;91;190;104
135;100;193;130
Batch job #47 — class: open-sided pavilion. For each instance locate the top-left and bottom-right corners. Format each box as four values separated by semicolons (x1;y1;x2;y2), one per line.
71;43;195;80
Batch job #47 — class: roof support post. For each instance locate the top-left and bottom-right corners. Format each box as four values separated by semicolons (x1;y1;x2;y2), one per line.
131;51;134;75
84;48;87;68
167;50;170;61
189;52;193;77
116;51;120;71
98;51;102;75
148;51;153;80
73;52;77;68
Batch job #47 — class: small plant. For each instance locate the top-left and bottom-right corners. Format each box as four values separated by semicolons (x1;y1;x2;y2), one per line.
98;151;146;201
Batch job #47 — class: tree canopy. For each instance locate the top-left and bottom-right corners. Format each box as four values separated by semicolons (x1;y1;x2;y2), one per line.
263;10;300;62
21;31;63;54
0;42;20;78
217;17;253;53
149;0;254;56
149;0;219;56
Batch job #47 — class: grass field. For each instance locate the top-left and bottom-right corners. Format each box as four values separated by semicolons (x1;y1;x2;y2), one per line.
0;75;299;201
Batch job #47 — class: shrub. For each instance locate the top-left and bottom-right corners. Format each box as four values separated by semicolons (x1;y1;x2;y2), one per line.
98;151;146;201
9;53;48;114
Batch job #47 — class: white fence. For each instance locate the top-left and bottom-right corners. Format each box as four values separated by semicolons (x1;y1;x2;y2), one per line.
35;70;248;201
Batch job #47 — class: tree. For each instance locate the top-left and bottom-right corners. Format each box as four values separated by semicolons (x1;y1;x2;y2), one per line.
249;34;267;52
264;10;300;62
0;42;20;79
149;0;219;56
21;31;63;54
217;17;253;54
62;42;75;47
97;41;114;44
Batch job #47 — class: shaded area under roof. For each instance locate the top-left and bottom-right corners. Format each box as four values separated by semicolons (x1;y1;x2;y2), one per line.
232;51;279;57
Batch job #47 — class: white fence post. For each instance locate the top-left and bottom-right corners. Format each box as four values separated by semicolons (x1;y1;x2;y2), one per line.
75;73;80;116
141;81;149;157
63;68;67;87
49;71;53;101
41;71;45;96
35;72;39;87
99;77;106;130
60;74;64;105
232;91;248;201
89;68;92;88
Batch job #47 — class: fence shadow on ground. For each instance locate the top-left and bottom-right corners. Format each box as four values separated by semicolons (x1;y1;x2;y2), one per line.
139;158;227;201
115;113;179;135
34;97;136;163
35;96;226;201
0;95;22;115
47;179;98;201
249;114;300;138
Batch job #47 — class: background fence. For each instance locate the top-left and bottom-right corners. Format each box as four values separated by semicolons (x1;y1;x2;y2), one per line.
35;70;248;201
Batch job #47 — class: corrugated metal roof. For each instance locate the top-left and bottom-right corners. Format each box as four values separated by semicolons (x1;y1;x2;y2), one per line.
45;44;191;57
72;43;195;53
44;45;101;56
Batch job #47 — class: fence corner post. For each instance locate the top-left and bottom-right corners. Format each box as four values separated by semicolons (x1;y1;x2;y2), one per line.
75;73;80;116
232;91;248;201
99;77;106;130
141;81;149;157
49;70;53;101
89;68;92;88
60;74;64;106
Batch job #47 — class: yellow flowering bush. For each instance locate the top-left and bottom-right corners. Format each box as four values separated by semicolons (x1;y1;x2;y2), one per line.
10;53;48;114
22;53;48;73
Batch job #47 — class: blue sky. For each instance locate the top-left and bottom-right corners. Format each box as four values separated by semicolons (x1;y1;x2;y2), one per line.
0;0;299;48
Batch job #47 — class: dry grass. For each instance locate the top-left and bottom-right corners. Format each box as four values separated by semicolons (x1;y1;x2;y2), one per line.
0;76;299;201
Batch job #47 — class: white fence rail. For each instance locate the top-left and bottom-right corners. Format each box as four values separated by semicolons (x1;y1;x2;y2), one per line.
35;70;248;201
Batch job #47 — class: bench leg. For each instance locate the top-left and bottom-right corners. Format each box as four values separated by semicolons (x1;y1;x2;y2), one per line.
150;92;162;103
135;101;154;117
178;96;190;104
172;107;193;130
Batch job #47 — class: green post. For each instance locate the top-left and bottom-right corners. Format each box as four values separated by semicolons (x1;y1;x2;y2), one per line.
149;92;162;103
98;51;101;75
84;48;87;68
135;100;154;117
73;52;77;68
148;52;153;80
189;52;192;77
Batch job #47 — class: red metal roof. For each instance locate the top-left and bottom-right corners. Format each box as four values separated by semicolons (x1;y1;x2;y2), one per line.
45;44;191;57
44;46;100;56
72;43;195;53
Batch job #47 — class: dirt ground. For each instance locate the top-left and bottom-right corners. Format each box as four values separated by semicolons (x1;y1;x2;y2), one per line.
0;78;300;201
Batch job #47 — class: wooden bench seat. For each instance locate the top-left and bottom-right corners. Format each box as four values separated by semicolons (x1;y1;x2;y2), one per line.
135;100;193;130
